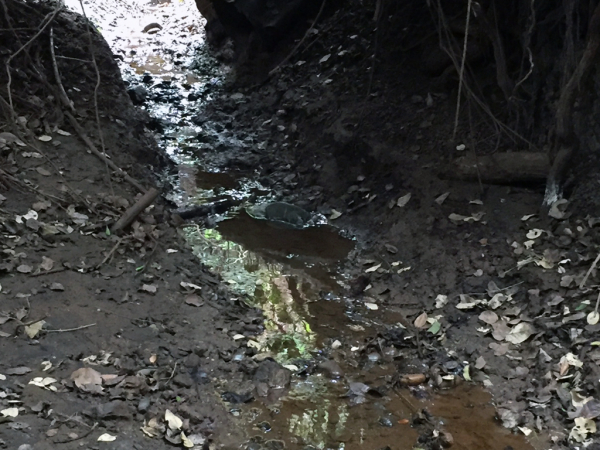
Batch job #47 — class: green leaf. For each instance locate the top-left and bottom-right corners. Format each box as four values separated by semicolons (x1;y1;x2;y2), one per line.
303;321;312;334
463;365;471;381
576;302;588;311
136;265;145;272
105;227;111;236
427;320;441;335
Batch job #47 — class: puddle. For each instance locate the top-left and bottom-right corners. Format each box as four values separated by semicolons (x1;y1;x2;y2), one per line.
76;1;538;448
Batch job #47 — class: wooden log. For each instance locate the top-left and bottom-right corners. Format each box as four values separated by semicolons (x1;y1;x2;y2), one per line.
448;152;549;184
112;188;160;233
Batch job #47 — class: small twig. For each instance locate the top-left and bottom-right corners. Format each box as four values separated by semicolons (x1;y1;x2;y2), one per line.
77;0;113;196
366;0;385;98
30;267;67;277
580;251;600;289
135;236;161;275
21;316;48;327
53;422;98;444
268;0;327;76
49;27;75;113
4;2;62;123
96;237;125;269
453;0;473;140
45;323;96;333
393;387;419;414
164;362;178;385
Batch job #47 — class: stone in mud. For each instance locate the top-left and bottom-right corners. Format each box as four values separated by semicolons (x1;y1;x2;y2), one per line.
247;201;312;228
265;202;311;227
253;358;291;397
317;359;344;379
128;85;148;105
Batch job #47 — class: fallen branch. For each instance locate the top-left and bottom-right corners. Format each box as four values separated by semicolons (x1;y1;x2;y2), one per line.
111;187;160;232
45;323;96;333
580;251;600;290
448;151;549;184
65;111;147;194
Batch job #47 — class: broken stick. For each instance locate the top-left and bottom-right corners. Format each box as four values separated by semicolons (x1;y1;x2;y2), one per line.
112;188;160;233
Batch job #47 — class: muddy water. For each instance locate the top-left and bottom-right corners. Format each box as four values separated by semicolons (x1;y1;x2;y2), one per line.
179;166;534;450
80;1;536;448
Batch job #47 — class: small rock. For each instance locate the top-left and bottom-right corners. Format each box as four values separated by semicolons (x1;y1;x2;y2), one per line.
128;85;148;105
317;360;344;378
142;22;162;33
138;397;150;413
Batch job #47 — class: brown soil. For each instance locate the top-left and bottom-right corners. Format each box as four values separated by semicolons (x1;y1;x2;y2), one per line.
2;1;600;450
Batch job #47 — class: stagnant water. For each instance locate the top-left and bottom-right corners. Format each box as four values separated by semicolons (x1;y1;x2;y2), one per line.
71;1;538;448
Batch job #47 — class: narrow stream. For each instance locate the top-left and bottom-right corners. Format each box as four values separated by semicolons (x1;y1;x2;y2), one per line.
73;1;538;449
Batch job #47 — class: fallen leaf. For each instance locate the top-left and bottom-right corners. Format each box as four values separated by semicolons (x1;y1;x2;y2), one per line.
479;311;499;325
97;433;116;442
569;417;596;442
38;135;52;142
70;367;103;392
435;192;450;205
364;302;378;310
25;320;45;339
17;264;33;274
526;229;544;239
36;167;51;176
28;377;57;390
1;407;18;417
505;322;535;344
319;54;331;63
463;365;471;381
456;294;481;310
449;212;485;223
549;199;568;219
5;366;32;375
329;209;342;220
435;294;448;308
40;256;54;271
50;283;64;291
518;427;533;436
414;312;428;328
181;432;194;448
427;320;441;335
180;281;202;290
184;294;203;307
396;193;411;207
165;409;183;430
475;356;486;369
56;129;71;136
365;263;381;273
141;284;157;294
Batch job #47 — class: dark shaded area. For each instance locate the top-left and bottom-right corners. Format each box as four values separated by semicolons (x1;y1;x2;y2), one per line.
0;0;164;168
200;0;600;213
